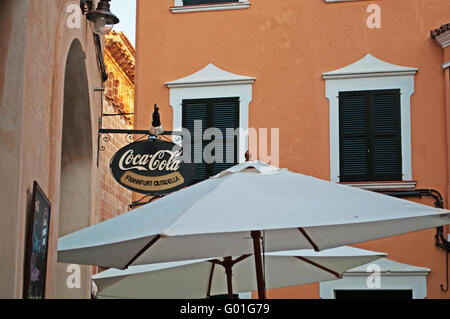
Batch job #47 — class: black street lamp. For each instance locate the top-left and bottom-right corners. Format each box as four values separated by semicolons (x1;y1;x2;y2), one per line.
80;0;120;35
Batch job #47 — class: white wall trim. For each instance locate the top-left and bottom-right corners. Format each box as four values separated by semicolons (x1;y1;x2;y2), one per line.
324;0;362;2
443;61;450;70
322;54;417;182
322;54;418;80
166;79;255;89
322;71;418;80
166;63;255;88
320;258;430;299
171;1;250;13
166;64;255;163
434;31;450;49
341;181;417;191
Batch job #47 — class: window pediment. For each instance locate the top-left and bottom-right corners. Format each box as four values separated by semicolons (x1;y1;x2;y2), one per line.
166;64;255;163
166;63;255;88
172;0;250;13
322;54;418;80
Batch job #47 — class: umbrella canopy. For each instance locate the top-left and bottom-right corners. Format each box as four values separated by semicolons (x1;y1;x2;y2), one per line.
58;161;450;271
92;246;386;299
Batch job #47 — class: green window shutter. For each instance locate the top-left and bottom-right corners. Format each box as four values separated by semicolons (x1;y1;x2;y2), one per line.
339;92;369;182
182;97;240;184
182;100;209;183
211;98;239;175
339;90;402;182
370;90;402;181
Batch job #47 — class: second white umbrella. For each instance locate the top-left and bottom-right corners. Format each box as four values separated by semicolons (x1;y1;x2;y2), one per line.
93;246;386;299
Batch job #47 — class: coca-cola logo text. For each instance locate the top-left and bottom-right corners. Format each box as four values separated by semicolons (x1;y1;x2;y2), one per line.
118;150;182;172
110;140;195;195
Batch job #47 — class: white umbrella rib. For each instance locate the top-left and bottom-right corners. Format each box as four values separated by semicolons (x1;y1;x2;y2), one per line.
298;228;321;251
124;178;228;268
294;256;342;279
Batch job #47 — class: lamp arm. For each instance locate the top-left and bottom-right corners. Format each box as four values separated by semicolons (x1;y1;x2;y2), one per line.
80;0;94;15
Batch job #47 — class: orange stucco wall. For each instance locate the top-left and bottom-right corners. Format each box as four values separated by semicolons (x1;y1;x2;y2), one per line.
136;0;450;298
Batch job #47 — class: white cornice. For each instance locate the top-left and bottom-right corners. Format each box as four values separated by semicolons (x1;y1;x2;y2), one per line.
344;272;430;277
166;80;255;88
322;54;418;80
166;64;254;162
435;31;450;49
344;258;430;276
166;63;256;88
341;181;417;191
171;2;250;13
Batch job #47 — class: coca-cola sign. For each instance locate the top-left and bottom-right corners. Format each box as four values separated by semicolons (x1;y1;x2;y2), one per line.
110;139;195;195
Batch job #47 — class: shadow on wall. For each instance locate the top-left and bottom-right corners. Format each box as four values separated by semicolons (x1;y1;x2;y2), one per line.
55;39;93;299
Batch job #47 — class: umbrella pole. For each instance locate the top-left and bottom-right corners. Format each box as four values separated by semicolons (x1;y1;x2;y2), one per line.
223;257;234;299
251;231;266;299
206;262;216;298
210;255;252;299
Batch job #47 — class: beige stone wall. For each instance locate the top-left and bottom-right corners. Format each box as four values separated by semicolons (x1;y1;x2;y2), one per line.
0;0;104;298
95;31;135;236
0;0;29;299
97;103;133;224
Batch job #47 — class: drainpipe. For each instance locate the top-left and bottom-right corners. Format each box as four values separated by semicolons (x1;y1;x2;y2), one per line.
379;189;449;292
441;48;450;292
431;25;450;244
443;64;450;237
426;26;450;291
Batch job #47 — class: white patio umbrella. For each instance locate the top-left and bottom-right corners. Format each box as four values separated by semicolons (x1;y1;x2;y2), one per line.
58;161;450;298
92;246;386;299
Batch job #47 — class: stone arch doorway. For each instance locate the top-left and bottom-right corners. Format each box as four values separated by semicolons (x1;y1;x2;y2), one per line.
55;39;93;299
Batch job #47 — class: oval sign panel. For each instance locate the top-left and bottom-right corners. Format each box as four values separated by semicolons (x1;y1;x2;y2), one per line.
110;139;195;195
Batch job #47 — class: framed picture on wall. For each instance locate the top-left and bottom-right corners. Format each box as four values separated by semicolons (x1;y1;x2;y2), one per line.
23;181;51;299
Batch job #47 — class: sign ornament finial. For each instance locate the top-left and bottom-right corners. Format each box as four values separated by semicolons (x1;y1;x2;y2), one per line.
149;104;164;137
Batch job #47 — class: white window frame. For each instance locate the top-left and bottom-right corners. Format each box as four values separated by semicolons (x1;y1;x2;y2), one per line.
322;54;417;183
165;63;255;163
172;0;250;13
320;258;430;299
324;0;363;3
